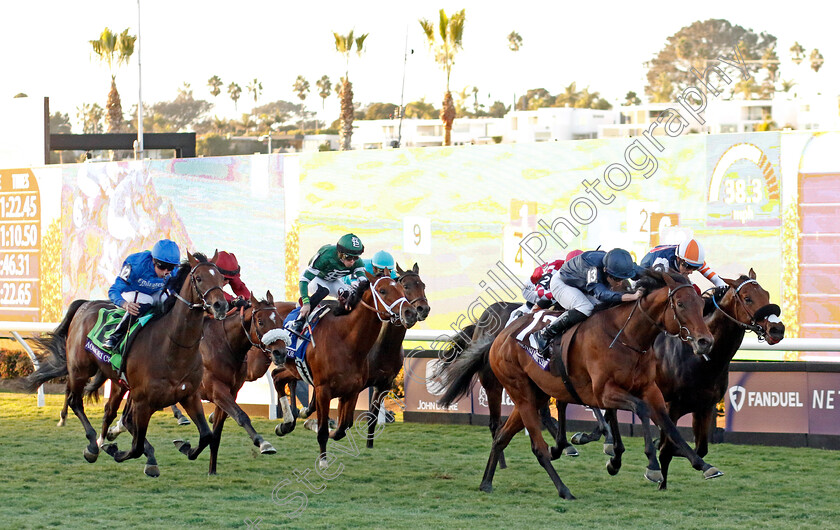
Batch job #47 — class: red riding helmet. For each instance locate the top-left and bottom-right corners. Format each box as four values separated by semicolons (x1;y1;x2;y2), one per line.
216;251;241;280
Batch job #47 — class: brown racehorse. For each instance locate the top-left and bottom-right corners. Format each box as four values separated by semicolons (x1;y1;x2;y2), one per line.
271;271;418;467
652;270;785;488
26;252;228;477
448;270;718;499
198;292;288;475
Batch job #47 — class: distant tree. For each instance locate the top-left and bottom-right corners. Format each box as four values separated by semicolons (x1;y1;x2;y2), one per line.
247;78;263;108
789;41;805;65
77;103;104;134
645;19;776;101
129;88;212;132
315;75;332;108
419;8;465;146
49;112;72;134
810;49;824;72
404;98;438;119
228;82;242;110
89;27;136;132
487;100;509;118
554;82;580;107
334;30;368;150
507;31;522;52
517;88;552;110
293;75;310;132
13;93;27;98
623;91;641;106
361;102;399;120
207;75;223;98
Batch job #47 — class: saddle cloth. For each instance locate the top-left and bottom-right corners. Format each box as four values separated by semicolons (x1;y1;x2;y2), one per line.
84;307;153;371
282;304;330;386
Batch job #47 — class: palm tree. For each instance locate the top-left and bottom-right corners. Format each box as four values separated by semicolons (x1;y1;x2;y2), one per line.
334;30;369;150
507;31;522;52
89;28;136;132
810;49;824;72
207;75;223;98
623;91;641;106
419;9;466;146
293;75;310;133
247;78;263;110
228;82;242;111
789;42;805;65
555;82;580;107
316;75;332;109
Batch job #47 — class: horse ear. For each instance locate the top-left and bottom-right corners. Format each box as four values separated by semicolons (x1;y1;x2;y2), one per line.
748;268;756;280
210;249;219;263
265;290;274;304
723;277;738;288
413;262;419;273
250;292;259;306
382;267;391;278
662;272;676;288
365;270;375;283
396;263;405;275
187;250;197;266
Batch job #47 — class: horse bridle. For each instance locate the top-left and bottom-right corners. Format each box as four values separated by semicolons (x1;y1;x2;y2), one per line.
172;261;226;311
240;304;281;355
397;271;428;307
708;279;781;342
610;283;695;353
359;276;411;325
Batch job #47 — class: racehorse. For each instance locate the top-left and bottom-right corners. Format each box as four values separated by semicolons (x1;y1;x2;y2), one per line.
271;271;418;467
360;263;430;449
446;270;718;498
26;252;228;477
436;301;579;471
652;270;784;488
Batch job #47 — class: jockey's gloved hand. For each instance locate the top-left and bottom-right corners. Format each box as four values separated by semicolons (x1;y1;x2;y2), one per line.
299;303;311;320
232;296;250;309
714;286;729;299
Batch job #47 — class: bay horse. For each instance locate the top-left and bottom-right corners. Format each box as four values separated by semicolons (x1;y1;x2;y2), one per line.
449;270;718;499
652;270;785;488
25;252;228;477
436;301;579;471
271;271;418;467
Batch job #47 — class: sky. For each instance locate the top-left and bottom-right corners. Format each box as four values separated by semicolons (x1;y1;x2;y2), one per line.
2;0;838;130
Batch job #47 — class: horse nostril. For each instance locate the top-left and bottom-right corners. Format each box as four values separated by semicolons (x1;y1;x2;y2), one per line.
697;337;711;349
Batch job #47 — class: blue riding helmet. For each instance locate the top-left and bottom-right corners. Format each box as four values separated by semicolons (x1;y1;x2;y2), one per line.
371;250;395;271
151;239;180;265
603;248;642;280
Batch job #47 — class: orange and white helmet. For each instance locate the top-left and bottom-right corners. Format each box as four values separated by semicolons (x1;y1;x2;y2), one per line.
677;238;705;268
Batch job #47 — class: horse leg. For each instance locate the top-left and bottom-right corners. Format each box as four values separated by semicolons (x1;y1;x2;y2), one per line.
480;407;523;493
605;409;625;476
57;386;69;427
171;405;191;426
366;387;383;449
275;382;298;437
486;384;507;470
98;385;127;447
208;406;227;476
331;394;360;441
103;401;153;463
66;383;100;463
315;386;333;470
172;393;214;460
693;407;714;458
658;406;690;491
212;387;275;455
548;402;578;459
115;404;160;477
632;407;664;484
571;407;612;453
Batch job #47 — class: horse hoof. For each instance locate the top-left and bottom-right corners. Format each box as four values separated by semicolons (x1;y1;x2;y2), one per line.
303;419;318;432
703;466;723;480
260;441;277;454
570;432;584;445
275;422;295;437
550;446;563;461
658;482;668;491
144;465;160;477
563;445;579;457
645;468;664;483
560;491;577;501
173;439;192;455
603;443;615;457
300;407;310;418
177;416;191;426
57;418;65;427
83;447;99;463
318;457;330;470
208;412;215;424
606;461;619;476
101;443;118;457
479;482;493;494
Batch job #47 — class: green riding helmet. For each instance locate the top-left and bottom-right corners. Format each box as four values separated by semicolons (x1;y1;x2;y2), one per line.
336;233;365;256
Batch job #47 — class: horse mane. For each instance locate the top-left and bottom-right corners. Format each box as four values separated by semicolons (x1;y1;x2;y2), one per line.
332;278;371;316
635;268;690;293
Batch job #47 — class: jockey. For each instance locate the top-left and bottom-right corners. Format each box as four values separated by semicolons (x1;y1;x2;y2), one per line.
103;239;181;370
290;233;366;334
523;249;583;311
640;238;725;289
343;250;398;284
216;250;251;307
534;248;644;354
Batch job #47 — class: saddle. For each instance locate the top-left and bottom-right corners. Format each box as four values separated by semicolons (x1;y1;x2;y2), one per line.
282;304;331;386
84;307;153;372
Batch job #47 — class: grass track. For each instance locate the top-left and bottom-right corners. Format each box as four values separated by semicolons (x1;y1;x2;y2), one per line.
2;390;839;529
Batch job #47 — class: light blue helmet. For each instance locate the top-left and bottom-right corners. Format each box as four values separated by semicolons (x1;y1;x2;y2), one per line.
371;250;395;272
151;239;180;265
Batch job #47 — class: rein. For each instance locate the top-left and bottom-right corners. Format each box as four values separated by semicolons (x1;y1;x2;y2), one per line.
610;283;695;353
708;279;780;342
358;276;410;325
168;260;225;349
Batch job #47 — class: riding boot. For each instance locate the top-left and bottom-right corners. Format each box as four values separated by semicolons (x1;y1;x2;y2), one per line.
534;309;588;355
291;285;330;332
103;311;133;351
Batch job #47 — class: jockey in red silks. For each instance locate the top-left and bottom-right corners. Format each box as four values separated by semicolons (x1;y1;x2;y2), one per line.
216;251;251;307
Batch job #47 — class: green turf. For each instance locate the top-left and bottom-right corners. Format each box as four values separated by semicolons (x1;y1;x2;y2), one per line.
1;390;838;529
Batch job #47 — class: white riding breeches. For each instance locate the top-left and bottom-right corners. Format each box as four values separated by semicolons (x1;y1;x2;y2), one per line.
548;275;596;316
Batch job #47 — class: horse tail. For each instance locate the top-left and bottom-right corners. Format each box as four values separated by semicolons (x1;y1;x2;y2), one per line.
24;299;88;392
83;370;108;403
436;331;494;408
438;324;476;364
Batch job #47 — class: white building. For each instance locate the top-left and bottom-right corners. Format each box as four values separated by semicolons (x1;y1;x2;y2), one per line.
350;117;505;149
504;107;619;143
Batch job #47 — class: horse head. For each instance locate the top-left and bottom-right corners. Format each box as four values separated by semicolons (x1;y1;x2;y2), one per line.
720;268;785;345
363;270;418;328
396;262;430;321
186;250;229;320
640;269;714;357
247;290;288;363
